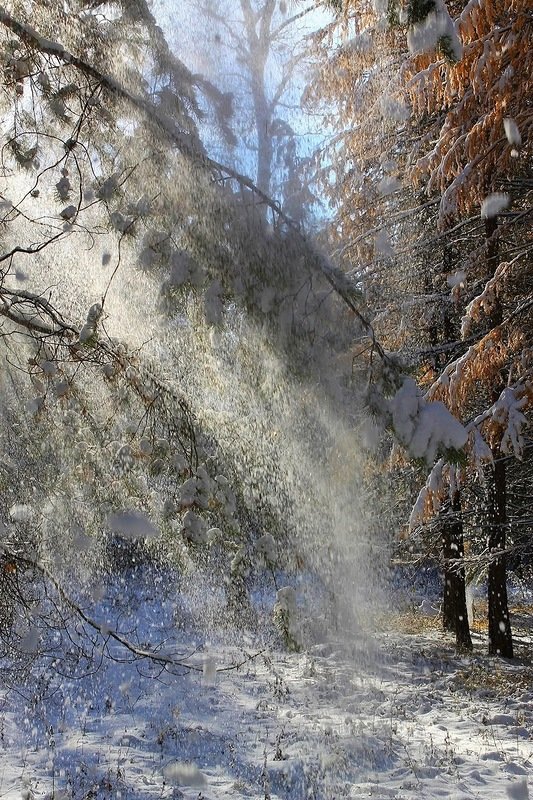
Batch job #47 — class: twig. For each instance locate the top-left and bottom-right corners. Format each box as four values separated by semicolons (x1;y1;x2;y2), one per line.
1;545;265;675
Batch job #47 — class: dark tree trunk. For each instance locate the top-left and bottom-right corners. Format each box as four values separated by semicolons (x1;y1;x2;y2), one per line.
434;246;471;649
487;453;513;657
442;489;473;650
483;216;513;657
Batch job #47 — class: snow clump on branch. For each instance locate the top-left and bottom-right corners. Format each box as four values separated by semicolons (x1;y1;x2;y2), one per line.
480;193;509;219
491;387;528;460
407;0;463;62
388;377;467;465
503;117;521;148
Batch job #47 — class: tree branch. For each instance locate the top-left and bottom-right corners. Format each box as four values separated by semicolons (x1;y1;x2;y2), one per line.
0;7;388;365
4;545;265;674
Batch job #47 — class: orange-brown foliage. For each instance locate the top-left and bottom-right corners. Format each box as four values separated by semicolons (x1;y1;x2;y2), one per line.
405;0;533;224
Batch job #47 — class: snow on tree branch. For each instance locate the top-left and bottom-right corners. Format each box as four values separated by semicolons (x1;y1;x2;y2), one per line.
387;377;467;466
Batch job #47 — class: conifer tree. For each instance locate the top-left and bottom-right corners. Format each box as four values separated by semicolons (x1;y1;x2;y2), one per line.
306;0;532;655
304;1;472;652
406;0;532;657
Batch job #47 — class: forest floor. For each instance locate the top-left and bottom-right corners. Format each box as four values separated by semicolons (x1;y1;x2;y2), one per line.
1;569;533;800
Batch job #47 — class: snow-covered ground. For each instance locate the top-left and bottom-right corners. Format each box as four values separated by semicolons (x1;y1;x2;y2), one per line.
1;570;533;800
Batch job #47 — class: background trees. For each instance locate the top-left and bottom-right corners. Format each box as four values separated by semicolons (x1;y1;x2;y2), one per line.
160;0;320;222
306;0;532;654
406;0;532;657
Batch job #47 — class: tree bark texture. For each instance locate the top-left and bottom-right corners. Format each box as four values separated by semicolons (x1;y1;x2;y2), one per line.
484;216;513;658
487;453;513;657
442;489;473;650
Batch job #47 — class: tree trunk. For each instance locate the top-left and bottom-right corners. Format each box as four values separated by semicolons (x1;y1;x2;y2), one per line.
256;105;274;196
435;246;471;649
442;489;473;650
240;0;275;199
487;453;513;657
484;216;513;657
